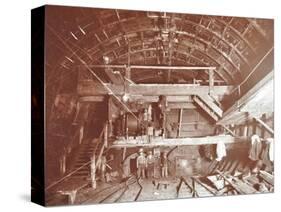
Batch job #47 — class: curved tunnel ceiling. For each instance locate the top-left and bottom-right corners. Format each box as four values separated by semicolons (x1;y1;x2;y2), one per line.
45;5;274;94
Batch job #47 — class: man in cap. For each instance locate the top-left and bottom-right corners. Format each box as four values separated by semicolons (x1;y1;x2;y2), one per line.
137;148;147;178
146;150;155;179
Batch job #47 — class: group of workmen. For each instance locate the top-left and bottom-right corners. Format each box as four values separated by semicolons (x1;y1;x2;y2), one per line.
136;148;168;179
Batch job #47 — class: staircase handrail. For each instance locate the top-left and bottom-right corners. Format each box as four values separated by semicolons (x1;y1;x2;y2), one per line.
94;123;108;168
45;122;107;191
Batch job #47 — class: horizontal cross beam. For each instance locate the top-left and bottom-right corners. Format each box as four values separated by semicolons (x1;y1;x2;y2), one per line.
78;95;193;103
81;64;216;71
110;135;249;148
78;81;233;97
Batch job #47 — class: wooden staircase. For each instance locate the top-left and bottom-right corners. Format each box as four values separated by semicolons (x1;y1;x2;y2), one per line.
69;123;108;179
193;94;223;122
70;140;102;178
45;123;109;206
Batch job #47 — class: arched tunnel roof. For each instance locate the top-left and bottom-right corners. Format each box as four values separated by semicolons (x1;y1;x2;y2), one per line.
45;5;273;95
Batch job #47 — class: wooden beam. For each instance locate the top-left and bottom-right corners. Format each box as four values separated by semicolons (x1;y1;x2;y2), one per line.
198;94;223;117
78;82;233;96
260;114;266;138
177;108;183;137
168;102;196;109
84;64;216;70
90;155;96;189
78;95;193;103
259;170;274;186
221;125;235;137
104;122;108;148
209;69;214;95
72;102;81;124
78;96;104;102
122;147;127;161
243;122;248;137
216;170;257;194
218;112;249;127
110;135;249;148
193;95;219;121
108;97;114;137
253;116;274;135
192;177;218;195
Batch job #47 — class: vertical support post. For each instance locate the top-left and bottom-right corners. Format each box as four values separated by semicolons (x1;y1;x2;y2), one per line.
167;70;171;82
167;52;172;82
237;125;241;136
104;122;108;148
261;114;266;138
192;178;196;197
243;122;248;137
177;108;183;138
163;112;166;138
121;113;126;136
240;125;244;136
122;147;127;161
124;67;131;97
108;96;113;137
108;119;113;138
123;41;131;98
209;69;214;95
126;41;131;82
232;124;237;135
128;41;131;67
79;125;84;144
91;155;96;189
125;67;131;80
73;102;81;124
162;96;167;138
253;118;257;135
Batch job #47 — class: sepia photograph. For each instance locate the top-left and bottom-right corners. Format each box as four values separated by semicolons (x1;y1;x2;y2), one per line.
31;4;274;206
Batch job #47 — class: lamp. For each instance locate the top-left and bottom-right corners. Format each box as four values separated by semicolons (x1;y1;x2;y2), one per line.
122;93;130;102
103;56;110;64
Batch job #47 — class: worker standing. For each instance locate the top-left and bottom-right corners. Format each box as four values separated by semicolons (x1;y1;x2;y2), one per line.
146;151;155;179
137;149;147;178
147;104;152;122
